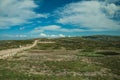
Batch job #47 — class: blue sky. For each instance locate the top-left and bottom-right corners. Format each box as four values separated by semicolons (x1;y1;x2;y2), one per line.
0;0;120;40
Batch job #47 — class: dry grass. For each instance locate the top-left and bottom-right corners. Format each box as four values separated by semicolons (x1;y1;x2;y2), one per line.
0;49;119;80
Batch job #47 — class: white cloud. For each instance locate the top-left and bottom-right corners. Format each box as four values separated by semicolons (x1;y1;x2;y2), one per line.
40;33;47;37
50;34;65;38
103;3;119;18
33;25;61;32
31;25;90;33
40;25;61;30
0;0;47;29
50;34;57;38
39;33;65;38
56;1;120;31
1;34;27;38
59;34;65;37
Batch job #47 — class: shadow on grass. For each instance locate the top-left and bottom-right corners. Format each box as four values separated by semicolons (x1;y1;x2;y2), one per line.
96;51;120;56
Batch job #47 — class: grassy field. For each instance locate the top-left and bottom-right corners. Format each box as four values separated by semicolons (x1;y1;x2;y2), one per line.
0;40;34;50
0;35;120;80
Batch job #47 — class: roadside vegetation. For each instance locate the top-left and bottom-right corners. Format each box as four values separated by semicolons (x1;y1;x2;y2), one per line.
0;40;34;50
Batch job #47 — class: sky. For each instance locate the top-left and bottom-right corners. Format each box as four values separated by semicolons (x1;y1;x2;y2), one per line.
0;0;120;40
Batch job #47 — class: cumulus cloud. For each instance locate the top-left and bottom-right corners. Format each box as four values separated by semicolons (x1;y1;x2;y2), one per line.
59;34;65;37
39;33;65;38
39;25;61;31
31;25;89;33
50;34;57;38
0;0;47;29
56;0;120;31
40;33;47;37
33;25;61;33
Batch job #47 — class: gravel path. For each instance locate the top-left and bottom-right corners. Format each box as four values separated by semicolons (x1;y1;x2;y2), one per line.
0;40;38;59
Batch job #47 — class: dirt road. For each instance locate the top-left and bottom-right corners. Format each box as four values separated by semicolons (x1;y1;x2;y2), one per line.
0;40;38;59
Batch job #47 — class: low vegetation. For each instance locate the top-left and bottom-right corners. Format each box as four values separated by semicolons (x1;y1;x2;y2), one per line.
0;35;120;80
33;35;120;51
0;40;34;50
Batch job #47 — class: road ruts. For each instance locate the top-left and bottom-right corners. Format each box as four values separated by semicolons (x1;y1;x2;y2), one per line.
0;40;38;59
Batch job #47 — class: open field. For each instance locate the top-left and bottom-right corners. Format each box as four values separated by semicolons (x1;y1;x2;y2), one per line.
0;40;34;50
0;35;120;80
0;40;38;59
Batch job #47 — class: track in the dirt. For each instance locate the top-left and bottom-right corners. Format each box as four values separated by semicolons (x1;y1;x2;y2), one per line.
0;40;38;59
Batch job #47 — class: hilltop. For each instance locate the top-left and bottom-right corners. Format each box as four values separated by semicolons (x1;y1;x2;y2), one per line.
0;35;120;50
